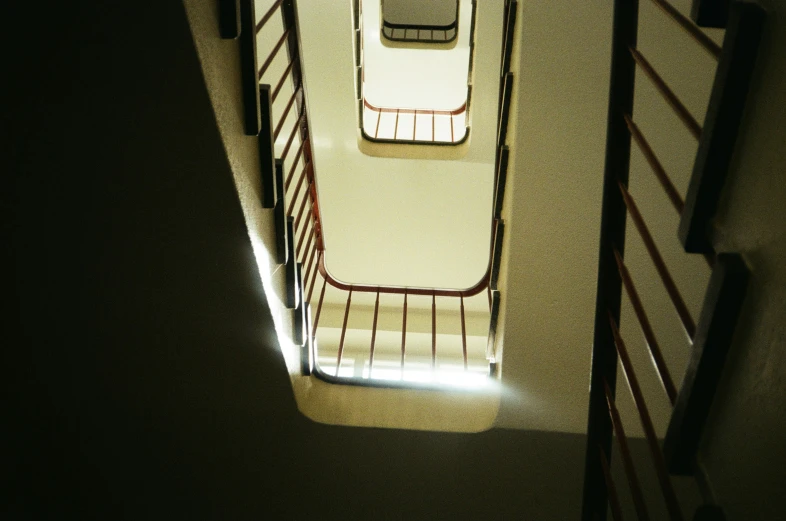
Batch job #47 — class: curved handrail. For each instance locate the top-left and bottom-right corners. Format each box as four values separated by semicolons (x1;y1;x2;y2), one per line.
363;99;467;116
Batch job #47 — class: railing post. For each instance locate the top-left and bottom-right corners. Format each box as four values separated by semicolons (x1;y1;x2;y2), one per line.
581;0;639;519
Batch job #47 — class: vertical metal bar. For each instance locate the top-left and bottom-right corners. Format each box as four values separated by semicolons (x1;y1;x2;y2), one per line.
394;109;400;139
336;288;353;376
272;57;298;103
285;139;307;190
300;224;314;263
487;286;492;311
374;108;381;139
609;313;685;521
307;253;320;304
613;248;678;405
648;0;721;59
619;181;696;340
280;111;304;163
312;275;327;340
303;244;317;293
581;0;638;517
294;187;311;230
413;109;417;140
255;0;285;33
297;221;313;259
287;163;309;215
630;47;701;140
401;291;408;375
624;114;684;215
604;380;651;521
599;446;626;521
258;26;294;79
431;292;437;370
369;290;380;375
460;295;468;370
451;113;455;142
432;111;435;142
273;83;301;141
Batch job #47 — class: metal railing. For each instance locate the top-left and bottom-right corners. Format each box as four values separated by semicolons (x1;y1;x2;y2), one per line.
229;0;517;386
581;1;762;519
354;0;477;146
362;100;468;144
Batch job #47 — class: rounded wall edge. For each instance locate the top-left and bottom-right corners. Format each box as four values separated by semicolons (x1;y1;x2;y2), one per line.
291;374;501;433
357;127;471;160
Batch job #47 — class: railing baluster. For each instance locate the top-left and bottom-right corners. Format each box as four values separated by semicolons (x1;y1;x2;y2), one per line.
648;0;721;59
619;181;696;339
369;290;380;375
285;139;306;190
336;287;353;376
312;275;327;340
294;187;311;231
604;380;650;521
609;313;684;521
303;244;317;293
374;108;381;139
460;295;468;370
401;291;408;375
258;26;293;79
394;109;400;140
431;292;437;370
280;111;305;163
630;48;702;140
296;219;313;259
624;114;684;215
287;162;309;215
599;446;626;521
300;220;314;263
432;111;435;142
255;0;285;33
272;57;298;104
273;84;301;142
451;113;455;142
613;248;678;405
307;252;321;304
413;109;417;140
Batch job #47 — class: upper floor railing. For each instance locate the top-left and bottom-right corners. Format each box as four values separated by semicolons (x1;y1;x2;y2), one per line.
353;0;477;146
